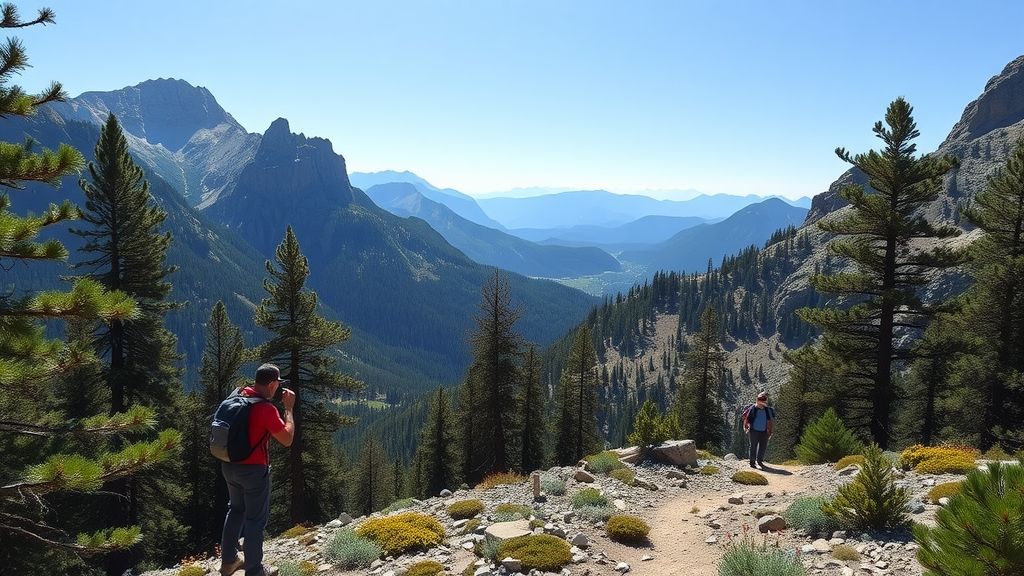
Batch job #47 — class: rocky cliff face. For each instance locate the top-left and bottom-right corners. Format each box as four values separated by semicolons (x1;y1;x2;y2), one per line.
54;78;259;206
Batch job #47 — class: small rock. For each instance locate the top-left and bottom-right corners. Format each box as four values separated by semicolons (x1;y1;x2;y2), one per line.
727;493;745;505
570;533;589;547
615;561;631;573
757;514;787;533
642;555;654;561
613;499;627;510
501;557;522;572
705;535;718;544
574;469;596;483
439;489;453;497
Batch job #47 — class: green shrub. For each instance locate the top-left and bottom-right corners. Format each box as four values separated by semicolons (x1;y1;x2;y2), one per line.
783;496;841;536
831;544;860;562
496;534;572;572
447;499;485;520
898;444;977;474
571;488;608;508
628;398;672;449
323;528;383;569
605;515;650;543
701;465;720;475
541;478;566;495
731;470;768;485
609;467;635;485
697;449;721;461
717;528;807;576
494;503;534;522
382;498;417;514
406;559;446;576
925;481;961;504
823;444;910;530
476;471;526;489
575;504;615;522
176;565;204;576
356;512;446;556
794;408;864;464
980;444;1014;461
914;460;1024;575
585;450;626;473
834;455;864;470
277;560;318;576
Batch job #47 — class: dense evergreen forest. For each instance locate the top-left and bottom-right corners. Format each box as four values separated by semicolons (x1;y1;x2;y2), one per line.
5;7;1024;576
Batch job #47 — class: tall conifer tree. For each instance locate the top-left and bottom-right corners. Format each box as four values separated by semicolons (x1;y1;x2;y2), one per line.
798;98;963;448
254;226;363;527
519;345;547;472
460;269;525;479
348;435;393;516
415;386;460;498
554;326;602;464
671;306;726;450
0;7;177;573
71;112;188;572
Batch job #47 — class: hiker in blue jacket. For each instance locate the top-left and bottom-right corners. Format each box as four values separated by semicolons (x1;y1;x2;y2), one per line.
744;391;774;469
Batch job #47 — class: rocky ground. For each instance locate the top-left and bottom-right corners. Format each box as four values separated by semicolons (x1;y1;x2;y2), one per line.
145;456;967;576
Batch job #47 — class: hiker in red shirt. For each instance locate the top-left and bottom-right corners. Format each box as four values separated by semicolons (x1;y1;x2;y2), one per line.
219;364;295;576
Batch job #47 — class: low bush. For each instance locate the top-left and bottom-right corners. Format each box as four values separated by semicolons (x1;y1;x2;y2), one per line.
794;408;864;464
323;528;382;569
571;488;608;508
447;499;485;520
609;467;635;485
898;445;977;474
176;565;204;576
406;559;446;576
701;465;720;475
476;471;526;489
731;470;768;485
823;444;910;530
575;504;615;522
605;515;650;544
280;523;311;538
717;526;807;576
356;512;446;556
783;496;841;536
277;560;317;576
494;503;534;521
834;455;864;470
382;498;417;514
925;481;961;504
497;534;573;572
586;450;626;473
914;460;1024;575
541;478;566;495
831;544;860;562
697;449;721;461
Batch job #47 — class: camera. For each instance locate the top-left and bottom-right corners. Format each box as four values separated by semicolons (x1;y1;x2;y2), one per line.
273;379;291;401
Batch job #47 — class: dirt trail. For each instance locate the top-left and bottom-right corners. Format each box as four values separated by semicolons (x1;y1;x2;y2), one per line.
639;464;812;576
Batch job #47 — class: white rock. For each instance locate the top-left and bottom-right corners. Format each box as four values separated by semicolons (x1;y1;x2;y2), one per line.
615;561;631;573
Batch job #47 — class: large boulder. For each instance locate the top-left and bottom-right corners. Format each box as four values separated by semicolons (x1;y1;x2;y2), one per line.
650;440;698;468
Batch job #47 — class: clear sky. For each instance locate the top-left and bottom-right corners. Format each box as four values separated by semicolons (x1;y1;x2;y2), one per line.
10;1;1024;201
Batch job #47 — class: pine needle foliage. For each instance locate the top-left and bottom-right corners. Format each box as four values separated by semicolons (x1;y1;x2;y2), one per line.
913;460;1024;575
627;398;672;452
823;444;910;531
794;408;864;464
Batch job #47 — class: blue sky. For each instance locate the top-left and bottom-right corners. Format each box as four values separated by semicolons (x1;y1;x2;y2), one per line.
11;1;1024;200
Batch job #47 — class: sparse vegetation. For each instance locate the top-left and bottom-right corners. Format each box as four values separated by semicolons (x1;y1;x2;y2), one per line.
609;467;635;485
575;504;615;522
834;455;864;470
717;526;807;576
898;444;977;474
355;512;446;556
701;465;720;475
476;471;527;489
496;534;573;572
382;498;417;514
731;470;769;485
794;408;864;464
323;528;383;569
494;503;534;521
280;523;311;538
824;444;910;530
925;481;961;504
406;559;446;576
541;478;566;495
605;515;650;544
832;544;860;562
277;560;317;576
783;496;841;537
176;565;204;576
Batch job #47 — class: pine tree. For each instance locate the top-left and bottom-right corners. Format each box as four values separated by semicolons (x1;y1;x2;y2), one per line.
460;269;525;479
191;301;249;552
348;435;393;516
627;398;671;452
0;7;177;572
798;98;964;448
415;386;460;498
71;112;188;571
671;306;726;450
254;226;363;527
775;345;841;460
519;345;547;472
943;139;1024;450
554;326;602;464
794;408;864;464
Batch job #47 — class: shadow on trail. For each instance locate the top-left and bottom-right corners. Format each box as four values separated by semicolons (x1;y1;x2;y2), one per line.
757;464;793;475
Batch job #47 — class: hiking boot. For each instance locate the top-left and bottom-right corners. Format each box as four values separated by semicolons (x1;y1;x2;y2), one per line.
219;556;244;576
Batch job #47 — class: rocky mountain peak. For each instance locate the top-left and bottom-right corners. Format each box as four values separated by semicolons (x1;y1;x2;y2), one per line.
944;54;1024;144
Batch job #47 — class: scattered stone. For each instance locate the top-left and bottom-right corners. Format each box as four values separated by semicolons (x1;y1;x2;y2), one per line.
705;535;718;544
439;489;453;497
575;468;596;483
613;499;627;510
757;514;787;533
501;557;522;572
570;533;589;547
615;561;631;573
642;555;654;561
650;439;698;468
727;493;745;505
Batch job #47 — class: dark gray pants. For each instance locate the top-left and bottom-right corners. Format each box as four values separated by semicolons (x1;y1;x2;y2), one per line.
749;430;770;465
221;463;270;576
